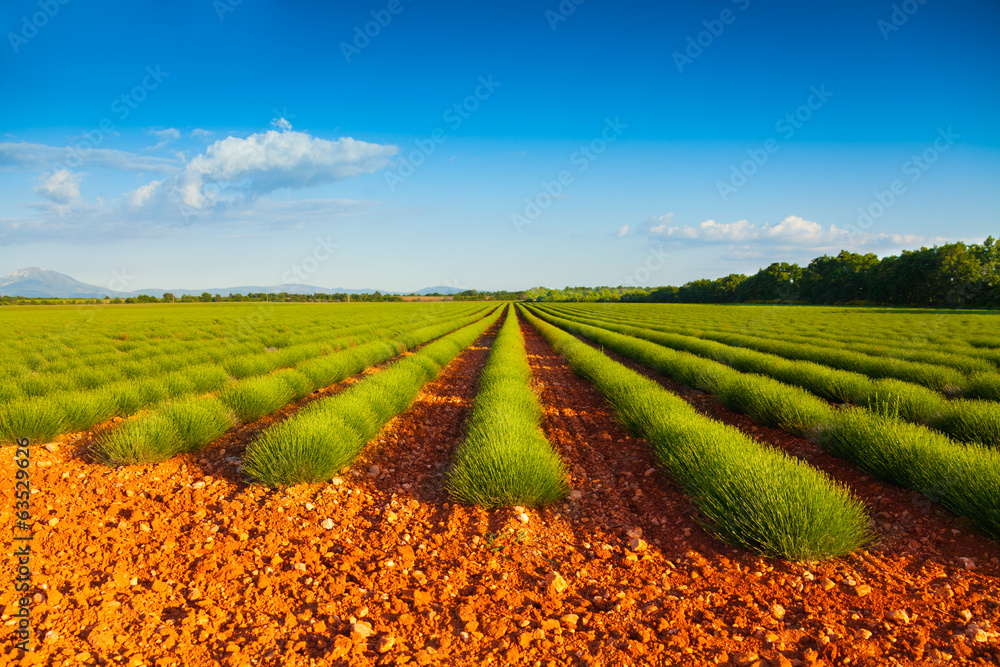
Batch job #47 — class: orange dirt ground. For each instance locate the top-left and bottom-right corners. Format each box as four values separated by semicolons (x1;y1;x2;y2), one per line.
0;314;997;666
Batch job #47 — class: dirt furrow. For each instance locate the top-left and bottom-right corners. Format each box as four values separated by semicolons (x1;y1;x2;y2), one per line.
2;312;997;667
352;321;498;503
583;332;1000;573
545;320;1000;665
518;311;720;560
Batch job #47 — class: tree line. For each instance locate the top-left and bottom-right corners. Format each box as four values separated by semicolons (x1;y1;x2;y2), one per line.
520;239;998;308
0;291;404;306
636;238;999;308
4;239;996;308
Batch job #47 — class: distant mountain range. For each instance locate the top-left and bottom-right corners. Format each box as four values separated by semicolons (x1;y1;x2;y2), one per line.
0;268;465;299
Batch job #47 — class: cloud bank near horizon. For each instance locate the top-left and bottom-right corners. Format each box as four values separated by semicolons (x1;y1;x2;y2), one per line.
628;213;949;260
0;120;397;243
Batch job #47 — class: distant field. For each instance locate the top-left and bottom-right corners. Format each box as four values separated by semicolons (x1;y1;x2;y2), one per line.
0;301;487;449
530;302;1000;541
2;300;997;551
3;301;1000;666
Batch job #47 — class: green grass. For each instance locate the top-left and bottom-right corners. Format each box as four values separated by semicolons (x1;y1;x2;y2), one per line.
533;306;1000;542
224;354;281;379
92;414;182;466
93;397;236;465
531;308;835;437
220;375;296;422
68;366;113;390
0;378;21;404
274;368;314;401
931;399;1000;449
816;409;1000;540
553;304;999;376
184;364;235;393
853;379;949;423
0;397;67;444
554;309;875;403
59;389;119;431
18;374;59;397
107;381;149;415
0;302;491;447
544;304;966;391
540;306;1000;447
161;396;236;452
548;302;1000;361
162;372;197;398
217;308;494;425
297;341;400;388
448;307;568;508
116;360;148;379
154;356;187;373
89;307;496;465
524;307;873;561
715;373;834;437
965;372;1000;401
244;308;503;486
133;378;171;408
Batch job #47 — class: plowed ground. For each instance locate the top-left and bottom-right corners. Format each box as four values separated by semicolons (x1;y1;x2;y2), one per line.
0;315;997;667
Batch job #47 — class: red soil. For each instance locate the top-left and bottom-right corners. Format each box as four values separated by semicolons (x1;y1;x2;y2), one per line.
0;314;996;667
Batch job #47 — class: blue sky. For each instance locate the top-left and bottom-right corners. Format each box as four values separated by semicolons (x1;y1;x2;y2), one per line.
1;0;998;292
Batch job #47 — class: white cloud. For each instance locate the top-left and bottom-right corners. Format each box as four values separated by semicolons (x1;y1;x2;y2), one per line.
191;128;215;139
146;128;181;151
651;215;850;245
661;218;759;242
34;169;82;205
3;127;398;243
177;129;398;208
763;215;841;244
126;180;163;210
270;117;293;132
646;214;946;251
616;225;629;237
646;212;675;234
0;141;180;173
0;195;379;244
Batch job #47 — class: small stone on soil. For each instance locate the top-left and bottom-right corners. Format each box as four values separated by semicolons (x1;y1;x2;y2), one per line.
545;572;568;596
886;609;910;625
